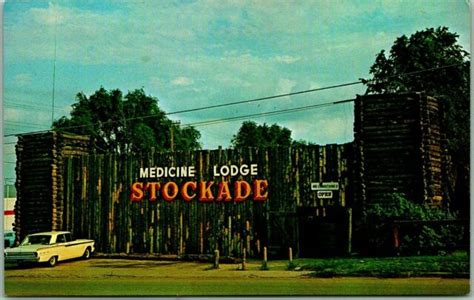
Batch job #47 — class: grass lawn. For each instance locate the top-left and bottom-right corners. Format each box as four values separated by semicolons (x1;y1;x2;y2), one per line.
5;277;470;296
292;251;469;277
4;253;470;296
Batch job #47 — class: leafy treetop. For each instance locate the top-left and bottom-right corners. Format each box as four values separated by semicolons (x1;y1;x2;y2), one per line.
363;26;469;160
231;121;292;148
53;87;201;154
231;120;313;148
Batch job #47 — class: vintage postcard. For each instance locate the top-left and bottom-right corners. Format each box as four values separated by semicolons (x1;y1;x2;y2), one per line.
2;0;470;297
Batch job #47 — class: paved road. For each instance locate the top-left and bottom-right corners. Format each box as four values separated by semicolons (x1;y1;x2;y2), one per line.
4;258;470;296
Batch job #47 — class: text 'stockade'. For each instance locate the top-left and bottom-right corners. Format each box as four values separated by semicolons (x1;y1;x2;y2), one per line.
130;164;268;203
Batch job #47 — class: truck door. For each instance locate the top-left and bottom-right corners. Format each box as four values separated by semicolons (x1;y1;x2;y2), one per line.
55;234;70;260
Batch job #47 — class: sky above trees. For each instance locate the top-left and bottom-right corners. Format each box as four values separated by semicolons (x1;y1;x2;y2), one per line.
3;0;470;180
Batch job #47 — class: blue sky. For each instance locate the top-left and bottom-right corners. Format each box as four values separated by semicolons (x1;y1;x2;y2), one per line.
2;0;471;181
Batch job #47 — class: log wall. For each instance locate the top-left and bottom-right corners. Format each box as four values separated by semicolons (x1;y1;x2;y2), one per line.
354;92;447;210
60;145;353;257
14;132;90;241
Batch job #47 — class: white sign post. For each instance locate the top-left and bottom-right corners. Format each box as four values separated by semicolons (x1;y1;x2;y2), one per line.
311;182;339;191
316;191;333;199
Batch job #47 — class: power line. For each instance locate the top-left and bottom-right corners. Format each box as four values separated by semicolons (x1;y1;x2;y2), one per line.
7;100;352;143
5;102;70;112
165;81;360;117
183;99;354;127
3;98;352;137
3;62;464;138
5;126;43;130
5;120;47;127
5;81;361;137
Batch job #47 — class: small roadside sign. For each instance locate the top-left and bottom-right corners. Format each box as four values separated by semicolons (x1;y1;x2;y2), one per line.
317;191;333;199
311;182;339;191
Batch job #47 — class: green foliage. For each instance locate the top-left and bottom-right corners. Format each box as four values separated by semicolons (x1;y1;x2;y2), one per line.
292;139;317;147
297;251;468;278
287;261;298;270
52;87;201;153
231;121;294;148
362;27;470;212
366;194;464;255
260;260;269;271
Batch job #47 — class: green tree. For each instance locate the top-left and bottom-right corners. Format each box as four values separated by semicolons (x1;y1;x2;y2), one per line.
362;27;470;214
53;87;201;153
231;121;292;148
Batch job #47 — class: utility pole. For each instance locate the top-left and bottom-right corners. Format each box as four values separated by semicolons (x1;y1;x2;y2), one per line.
170;121;181;152
51;5;58;125
170;125;174;152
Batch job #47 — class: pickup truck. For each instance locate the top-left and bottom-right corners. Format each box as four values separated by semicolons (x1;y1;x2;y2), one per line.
4;231;95;267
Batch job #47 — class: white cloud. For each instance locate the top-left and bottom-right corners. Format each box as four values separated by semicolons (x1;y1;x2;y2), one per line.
4;107;23;123
13;73;32;86
171;77;193;86
5;1;468;67
4;107;51;136
274;55;301;64
30;3;74;26
214;75;251;88
59;104;73;115
286;110;354;145
275;78;297;95
309;81;321;90
149;76;162;88
3;0;469;149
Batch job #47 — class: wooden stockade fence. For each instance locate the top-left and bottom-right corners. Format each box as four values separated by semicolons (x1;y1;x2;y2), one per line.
60;145;353;257
14;133;353;256
14;92;449;257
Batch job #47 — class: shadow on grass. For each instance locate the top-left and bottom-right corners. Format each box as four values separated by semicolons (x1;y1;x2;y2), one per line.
90;261;178;269
5;257;88;270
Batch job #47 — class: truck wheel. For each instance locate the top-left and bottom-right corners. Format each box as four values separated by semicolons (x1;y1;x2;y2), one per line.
48;256;57;267
82;247;91;259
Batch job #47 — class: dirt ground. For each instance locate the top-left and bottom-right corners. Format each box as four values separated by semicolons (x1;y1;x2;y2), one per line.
4;258;470;296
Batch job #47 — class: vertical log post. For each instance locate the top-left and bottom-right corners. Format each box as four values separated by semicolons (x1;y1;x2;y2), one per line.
179;212;183;255
200;222;204;254
241;248;247;270
287;247;295;270
214;249;220;269
393;225;400;255
245;220;251;256
347;208;352;254
261;246;268;270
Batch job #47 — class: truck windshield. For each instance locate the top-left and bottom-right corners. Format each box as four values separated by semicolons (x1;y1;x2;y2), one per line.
20;235;52;245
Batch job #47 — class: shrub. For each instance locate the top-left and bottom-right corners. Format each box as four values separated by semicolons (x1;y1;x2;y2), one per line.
365;194;464;255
